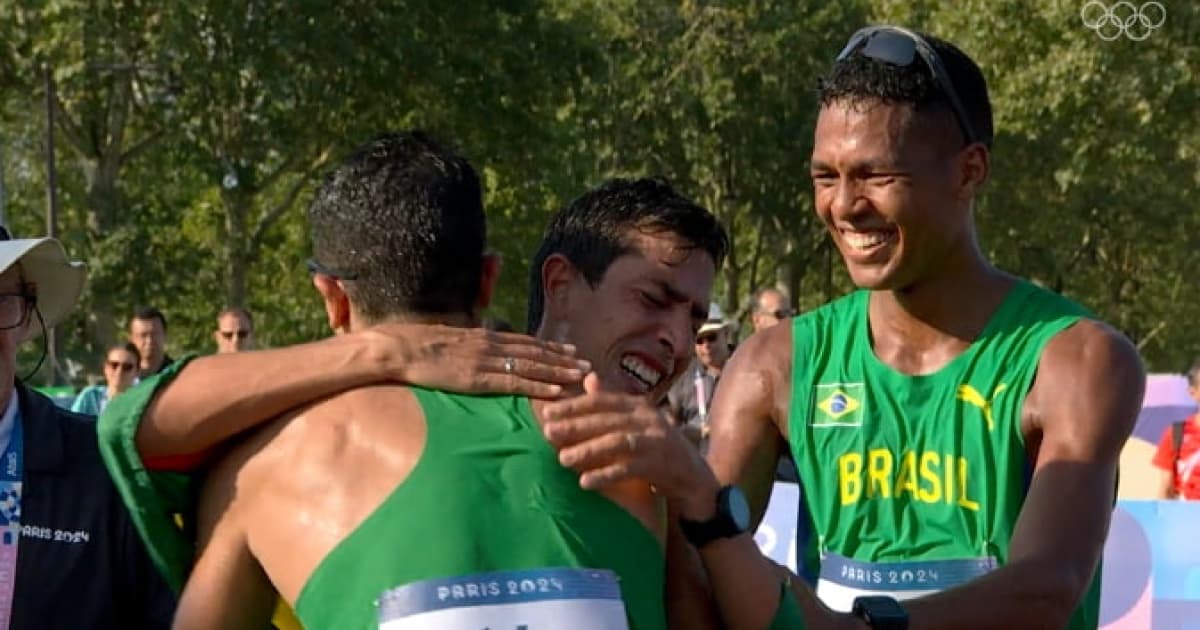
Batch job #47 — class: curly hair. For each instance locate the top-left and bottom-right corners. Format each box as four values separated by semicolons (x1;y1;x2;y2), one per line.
819;30;994;149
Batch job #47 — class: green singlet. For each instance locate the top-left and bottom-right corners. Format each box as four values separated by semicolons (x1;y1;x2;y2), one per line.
787;280;1101;630
294;388;666;630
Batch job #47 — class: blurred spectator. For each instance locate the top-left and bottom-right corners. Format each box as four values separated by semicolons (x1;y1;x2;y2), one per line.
129;306;173;376
0;228;174;626
750;286;794;333
1153;357;1200;500
71;343;141;415
667;303;733;453
214;307;255;353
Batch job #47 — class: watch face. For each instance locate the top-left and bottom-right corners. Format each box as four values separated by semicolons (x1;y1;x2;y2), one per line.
727;486;751;531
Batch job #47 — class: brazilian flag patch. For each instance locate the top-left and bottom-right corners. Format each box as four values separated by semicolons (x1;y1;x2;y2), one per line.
811;383;865;427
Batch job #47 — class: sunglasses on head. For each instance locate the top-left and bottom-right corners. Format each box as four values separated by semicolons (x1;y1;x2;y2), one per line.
836;25;980;146
220;330;250;340
106;360;136;372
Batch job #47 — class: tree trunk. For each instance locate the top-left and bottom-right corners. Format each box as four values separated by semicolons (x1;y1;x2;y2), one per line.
78;149;125;355
223;191;250;309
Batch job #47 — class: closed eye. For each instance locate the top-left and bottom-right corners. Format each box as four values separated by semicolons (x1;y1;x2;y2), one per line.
867;173;897;185
811;171;837;186
639;290;668;309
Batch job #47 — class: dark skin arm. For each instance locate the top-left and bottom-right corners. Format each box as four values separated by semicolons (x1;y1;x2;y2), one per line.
544;330;850;629
689;326;854;629
134;325;587;461
702;320;1145;630
544;318;1145;630
1158;468;1177;500
663;510;723;630
705;325;793;528
902;320;1144;630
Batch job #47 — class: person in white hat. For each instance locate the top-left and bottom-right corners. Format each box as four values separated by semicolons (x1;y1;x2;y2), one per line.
666;303;734;453
0;227;174;628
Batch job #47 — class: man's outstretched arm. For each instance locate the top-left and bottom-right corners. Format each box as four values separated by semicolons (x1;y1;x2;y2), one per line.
172;431;278;630
120;325;587;464
900;320;1144;630
705;324;792;527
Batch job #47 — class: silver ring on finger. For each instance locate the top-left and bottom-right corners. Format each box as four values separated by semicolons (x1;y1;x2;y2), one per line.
503;357;516;374
625;432;638;453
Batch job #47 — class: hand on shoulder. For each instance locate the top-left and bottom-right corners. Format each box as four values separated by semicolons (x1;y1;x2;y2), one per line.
360;324;590;399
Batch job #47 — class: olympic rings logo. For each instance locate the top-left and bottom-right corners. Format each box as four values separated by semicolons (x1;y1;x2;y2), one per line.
1081;2;1166;41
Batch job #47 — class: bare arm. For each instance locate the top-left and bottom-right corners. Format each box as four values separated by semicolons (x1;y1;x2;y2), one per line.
172;448;277;629
1158;469;1178;499
542;332;854;630
136;325;586;461
902;320;1145;630
706;325;791;526
663;512;723;630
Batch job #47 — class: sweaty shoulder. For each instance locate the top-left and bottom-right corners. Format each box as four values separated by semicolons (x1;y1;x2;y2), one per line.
705;318;793;506
748;292;862;426
200;385;430;602
729;321;793;419
1026;318;1145;454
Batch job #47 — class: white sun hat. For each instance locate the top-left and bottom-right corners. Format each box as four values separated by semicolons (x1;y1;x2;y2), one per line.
0;230;86;337
696;302;733;337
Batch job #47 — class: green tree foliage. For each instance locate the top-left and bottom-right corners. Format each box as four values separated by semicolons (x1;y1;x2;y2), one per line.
0;0;1193;387
871;0;1200;371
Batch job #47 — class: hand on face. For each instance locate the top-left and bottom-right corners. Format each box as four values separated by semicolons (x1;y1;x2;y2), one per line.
364;323;591;399
541;373;717;506
104;350;138;393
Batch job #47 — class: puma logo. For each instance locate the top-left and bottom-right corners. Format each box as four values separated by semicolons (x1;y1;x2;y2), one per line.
957;384;1007;431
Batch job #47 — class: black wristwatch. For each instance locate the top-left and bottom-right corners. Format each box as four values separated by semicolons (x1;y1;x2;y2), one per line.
679;485;751;548
851;596;909;630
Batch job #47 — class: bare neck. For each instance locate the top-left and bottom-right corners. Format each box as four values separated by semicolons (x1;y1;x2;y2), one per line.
869;256;1015;376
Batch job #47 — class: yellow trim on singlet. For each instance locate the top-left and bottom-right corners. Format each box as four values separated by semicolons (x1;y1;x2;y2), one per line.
272;600;302;630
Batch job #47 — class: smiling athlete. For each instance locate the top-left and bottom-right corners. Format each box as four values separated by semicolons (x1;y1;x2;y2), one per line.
539;26;1146;630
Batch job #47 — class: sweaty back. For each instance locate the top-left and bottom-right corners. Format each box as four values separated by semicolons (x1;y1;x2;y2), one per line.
295;389;666;630
788;280;1101;629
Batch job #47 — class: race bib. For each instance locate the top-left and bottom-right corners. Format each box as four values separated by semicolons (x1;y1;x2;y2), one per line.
816;553;997;612
378;567;629;630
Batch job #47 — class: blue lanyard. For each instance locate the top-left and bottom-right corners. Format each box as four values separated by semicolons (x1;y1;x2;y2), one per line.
0;412;21;487
0;415;21;489
0;407;22;630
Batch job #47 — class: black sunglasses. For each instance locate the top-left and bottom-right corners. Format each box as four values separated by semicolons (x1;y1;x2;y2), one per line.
219;330;251;340
306;258;359;280
837;26;980;146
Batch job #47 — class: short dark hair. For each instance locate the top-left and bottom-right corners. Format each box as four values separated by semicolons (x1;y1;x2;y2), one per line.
132;306;167;332
106;342;141;366
526;177;729;332
308;131;486;321
818;30;994;149
1187;357;1200;387
217;306;254;330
